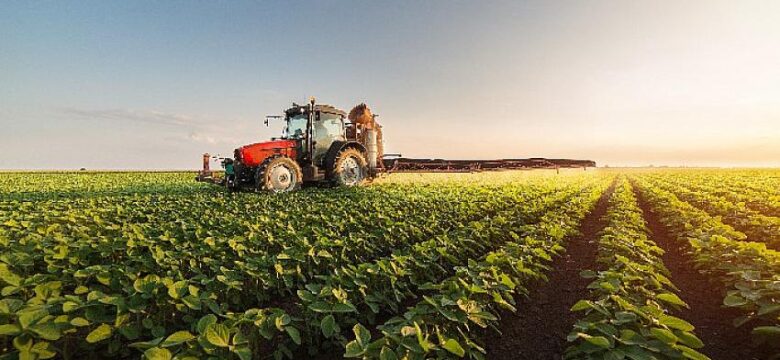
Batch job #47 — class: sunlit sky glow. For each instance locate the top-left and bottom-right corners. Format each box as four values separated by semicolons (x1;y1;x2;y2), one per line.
1;0;779;169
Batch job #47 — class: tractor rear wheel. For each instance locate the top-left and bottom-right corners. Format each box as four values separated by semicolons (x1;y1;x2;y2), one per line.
256;156;302;193
331;148;368;187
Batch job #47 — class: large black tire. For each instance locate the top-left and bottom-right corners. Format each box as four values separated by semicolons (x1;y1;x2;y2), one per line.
255;156;303;193
224;174;237;192
330;147;368;187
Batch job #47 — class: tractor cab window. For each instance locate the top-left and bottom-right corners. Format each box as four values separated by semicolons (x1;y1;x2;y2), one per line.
284;115;307;139
313;112;345;162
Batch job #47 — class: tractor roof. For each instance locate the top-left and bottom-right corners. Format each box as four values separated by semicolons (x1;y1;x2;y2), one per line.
285;103;346;117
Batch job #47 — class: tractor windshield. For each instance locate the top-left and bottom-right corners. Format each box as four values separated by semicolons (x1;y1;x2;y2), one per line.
284;115;307;139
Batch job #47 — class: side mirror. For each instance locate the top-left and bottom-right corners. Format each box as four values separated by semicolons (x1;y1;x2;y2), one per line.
265;115;282;127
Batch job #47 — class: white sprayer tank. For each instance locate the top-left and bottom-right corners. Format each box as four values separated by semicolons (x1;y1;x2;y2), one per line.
366;128;378;170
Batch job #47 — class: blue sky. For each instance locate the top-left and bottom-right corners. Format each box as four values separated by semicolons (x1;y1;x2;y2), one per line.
2;0;779;169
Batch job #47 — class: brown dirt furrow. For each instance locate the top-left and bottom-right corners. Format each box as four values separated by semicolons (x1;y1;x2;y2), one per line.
633;185;772;360
484;182;614;360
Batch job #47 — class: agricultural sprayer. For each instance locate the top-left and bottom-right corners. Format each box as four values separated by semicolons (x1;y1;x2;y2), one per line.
196;98;595;192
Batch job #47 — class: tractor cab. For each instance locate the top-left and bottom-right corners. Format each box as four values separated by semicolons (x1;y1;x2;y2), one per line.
281;102;348;166
215;98;381;192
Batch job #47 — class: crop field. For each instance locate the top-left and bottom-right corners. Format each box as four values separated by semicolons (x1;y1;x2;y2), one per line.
0;169;779;360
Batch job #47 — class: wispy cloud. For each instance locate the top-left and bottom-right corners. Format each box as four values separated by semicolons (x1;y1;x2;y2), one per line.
59;107;196;127
58;106;243;145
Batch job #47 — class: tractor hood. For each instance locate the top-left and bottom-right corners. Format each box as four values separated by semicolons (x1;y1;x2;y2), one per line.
236;139;298;167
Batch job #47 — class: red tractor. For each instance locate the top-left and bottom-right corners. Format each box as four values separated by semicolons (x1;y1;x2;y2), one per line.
198;98;383;192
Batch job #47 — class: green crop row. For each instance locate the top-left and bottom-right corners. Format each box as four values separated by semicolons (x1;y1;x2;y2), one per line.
566;177;707;360
642;175;780;250
340;176;612;359
0;172;211;200
632;176;780;357
645;172;780;218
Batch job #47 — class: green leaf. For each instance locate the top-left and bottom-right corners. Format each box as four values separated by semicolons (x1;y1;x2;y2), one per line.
624;345;654;360
679;345;710;360
31;341;56;359
344;340;364;358
658;315;694;331
119;325;141;340
62;301;80;313
204;323;230;347
650;327;678;344
331;303;357;313
285;326;301;345
232;330;248;346
144;347;172;360
752;326;780;337
30;323;62;341
723;294;748;307
233;345;252;360
34;281;62;299
18;309;48;329
757;304;780;316
0;263;22;286
618;329;643;345
161;330;195;347
181;295;201;310
1;285;20;297
379;347;398;360
152;325;166;338
571;300;591;312
599;281;618;292
657;293;687;307
613;311;638;325
442;338;466;357
585;335;611;348
308;301;330;313
274;314;291;330
353;323;371;347
676;331;704;348
320;315;336;338
86;324;113;343
0;298;23;314
0;324;21;336
129;337;163;350
196;314;217;334
167;280;188;299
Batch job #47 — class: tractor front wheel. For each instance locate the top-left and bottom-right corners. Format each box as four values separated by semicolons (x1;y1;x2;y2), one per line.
256;156;302;193
331;148;368;187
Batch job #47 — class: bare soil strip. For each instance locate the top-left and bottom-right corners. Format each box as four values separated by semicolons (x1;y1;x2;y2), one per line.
633;186;773;360
484;182;614;359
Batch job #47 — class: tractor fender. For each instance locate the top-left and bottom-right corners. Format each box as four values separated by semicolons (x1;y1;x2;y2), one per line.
324;141;366;177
